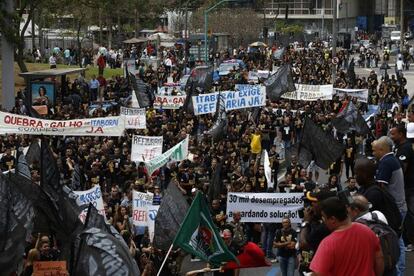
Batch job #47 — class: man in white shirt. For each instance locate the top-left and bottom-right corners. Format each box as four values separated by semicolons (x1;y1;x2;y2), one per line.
396;57;404;75
348;194;389;225
49;54;57;69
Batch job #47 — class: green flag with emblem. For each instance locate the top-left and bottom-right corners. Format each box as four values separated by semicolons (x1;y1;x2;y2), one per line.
173;192;238;266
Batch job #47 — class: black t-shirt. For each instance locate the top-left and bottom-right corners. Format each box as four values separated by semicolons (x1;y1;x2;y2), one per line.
395;141;414;195
275;228;297;258
280;124;294;142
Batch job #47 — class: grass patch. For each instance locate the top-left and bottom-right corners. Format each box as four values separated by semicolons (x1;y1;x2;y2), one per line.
0;61;124;97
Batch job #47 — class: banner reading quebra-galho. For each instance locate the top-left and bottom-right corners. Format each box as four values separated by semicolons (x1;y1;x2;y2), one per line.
120;106;146;129
131;135;163;162
153;95;186;109
74;186;105;223
0;111;125;136
282;84;333;101
226;192;304;223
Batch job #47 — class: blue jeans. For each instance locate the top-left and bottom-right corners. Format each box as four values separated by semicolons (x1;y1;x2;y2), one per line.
261;223;277;257
397;210;407;276
279;256;295;276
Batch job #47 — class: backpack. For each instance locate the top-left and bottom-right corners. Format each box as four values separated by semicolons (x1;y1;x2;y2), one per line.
358;212;400;271
364;184;402;236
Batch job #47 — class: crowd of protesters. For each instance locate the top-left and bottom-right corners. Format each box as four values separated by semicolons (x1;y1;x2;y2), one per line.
2;35;414;276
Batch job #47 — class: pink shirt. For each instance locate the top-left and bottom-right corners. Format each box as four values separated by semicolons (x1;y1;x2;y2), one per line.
310;222;380;276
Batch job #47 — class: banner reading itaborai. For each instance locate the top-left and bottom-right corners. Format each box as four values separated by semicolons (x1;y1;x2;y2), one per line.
226;192;303;223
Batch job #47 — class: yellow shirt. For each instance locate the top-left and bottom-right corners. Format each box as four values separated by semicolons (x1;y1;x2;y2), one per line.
250;134;262;154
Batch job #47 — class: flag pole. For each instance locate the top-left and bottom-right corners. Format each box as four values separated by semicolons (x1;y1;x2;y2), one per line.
185;265;221;276
156;244;174;276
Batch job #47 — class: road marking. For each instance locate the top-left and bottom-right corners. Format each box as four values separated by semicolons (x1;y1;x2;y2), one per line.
266;267;280;276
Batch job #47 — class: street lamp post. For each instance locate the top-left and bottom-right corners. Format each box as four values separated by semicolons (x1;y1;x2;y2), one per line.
204;0;238;63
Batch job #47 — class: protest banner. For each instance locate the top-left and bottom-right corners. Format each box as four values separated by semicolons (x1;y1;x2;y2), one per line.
153;95;186;109
248;71;258;82
33;261;67;276
132;191;154;226
74;185;105;223
158;85;183;95
281;84;333;101
120;106;146;129
223;85;266;111
146;205;160;242
192;92;219;115
257;70;270;79
0;111;125;136
144;136;189;175
334;88;369;103
131;135;163;162
248;71;270;82
226;192;304;223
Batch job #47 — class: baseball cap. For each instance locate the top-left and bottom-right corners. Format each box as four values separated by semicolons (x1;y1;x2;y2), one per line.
306;190;337;202
407;122;414;138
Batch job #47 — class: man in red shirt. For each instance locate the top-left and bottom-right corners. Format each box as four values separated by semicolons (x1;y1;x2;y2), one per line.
310;197;384;276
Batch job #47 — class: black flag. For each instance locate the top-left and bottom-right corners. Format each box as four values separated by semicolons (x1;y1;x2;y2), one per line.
332;101;370;135
16;147;31;180
347;58;356;87
129;73;153;107
298;118;345;170
0;173;34;275
208;157;225;203
72;204;140;276
153;181;190;251
183;66;214;113
70;163;83;191
205;92;227;141
264;64;295;100
25;140;41;169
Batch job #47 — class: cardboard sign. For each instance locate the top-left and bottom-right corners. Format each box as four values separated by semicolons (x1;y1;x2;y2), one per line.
131;135;163;162
33;261;67;276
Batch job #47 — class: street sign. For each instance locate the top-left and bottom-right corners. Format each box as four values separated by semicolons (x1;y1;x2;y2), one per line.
332;57;339;65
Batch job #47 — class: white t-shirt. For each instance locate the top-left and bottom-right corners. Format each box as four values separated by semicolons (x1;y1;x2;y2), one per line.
396;60;404;70
356;211;388;225
49;56;57;65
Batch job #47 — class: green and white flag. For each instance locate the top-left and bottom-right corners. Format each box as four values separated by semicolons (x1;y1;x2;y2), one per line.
173;192;238;266
144;136;189;175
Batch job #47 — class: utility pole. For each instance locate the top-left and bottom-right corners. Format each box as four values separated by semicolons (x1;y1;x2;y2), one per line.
332;0;338;81
321;0;325;40
400;0;404;52
345;2;349;34
263;0;267;45
184;4;189;68
1;0;15;111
